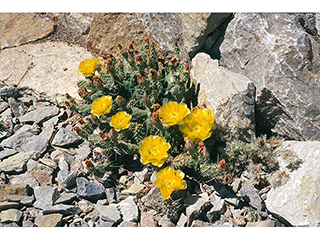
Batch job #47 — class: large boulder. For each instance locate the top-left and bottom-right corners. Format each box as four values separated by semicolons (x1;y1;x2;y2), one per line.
219;13;320;141
266;140;320;226
86;13;232;61
191;52;256;142
0;41;93;102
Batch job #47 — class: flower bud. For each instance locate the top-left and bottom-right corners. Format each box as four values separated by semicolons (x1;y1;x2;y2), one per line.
184;63;190;72
107;128;118;139
137;73;147;85
198;141;209;157
128;42;134;51
116;95;126;107
136;55;143;65
73;126;82;135
149;68;157;79
217;159;226;170
99;131;108;140
65;93;71;100
143;97;150;105
146;48;151;56
152;111;160;124
93;75;102;88
78;118;85;125
184;139;195;151
105;59;114;71
84;159;94;169
151;103;161;112
144;37;150;46
169;57;178;66
77;87;87;98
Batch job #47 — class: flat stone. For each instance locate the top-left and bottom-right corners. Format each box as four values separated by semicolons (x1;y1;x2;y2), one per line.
238;181;265;211
0;151;39;174
158;215;174;227
176;213;188;227
43;204;81;216
118;221;137;227
117;196;139;222
97;219;114;227
34;213;63;227
140;211;156;227
54;192;78;205
121;183;145;195
0;13;55;49
0;184;30;202
42;116;59;129
0;201;20;211
74;140;91;161
10;172;39;189
33;186;59;209
52;128;81;147
0;148;17;161
1;128;50;154
99;204;122;223
184;192;213;227
8;97;21;117
0;102;9;113
4;195;35;206
266;141;320;227
51;150;75;165
56;158;70;183
246;219;276;227
22;220;34;227
207;193;226;223
60;169;82;189
0;209;23;223
133;168;149;184
76;177;105;202
0;42;93;102
18;106;60;124
39;158;57;170
0;86;19;98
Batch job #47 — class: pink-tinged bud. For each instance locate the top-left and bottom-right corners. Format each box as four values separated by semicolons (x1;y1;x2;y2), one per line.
93;75;102;87
198;141;209;157
105;59;114;71
185;139;195;151
128;42;134;51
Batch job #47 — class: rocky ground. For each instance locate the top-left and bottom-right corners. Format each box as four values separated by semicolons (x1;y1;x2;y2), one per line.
0;12;320;227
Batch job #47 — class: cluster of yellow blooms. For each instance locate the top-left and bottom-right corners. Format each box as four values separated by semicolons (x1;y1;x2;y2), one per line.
79;58;215;200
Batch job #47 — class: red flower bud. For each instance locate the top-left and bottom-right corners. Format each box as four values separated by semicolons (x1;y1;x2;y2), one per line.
217;159;226;170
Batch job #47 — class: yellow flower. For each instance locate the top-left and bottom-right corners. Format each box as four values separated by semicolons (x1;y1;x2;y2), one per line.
154;167;187;199
159;101;191;127
78;58;101;76
110;111;132;132
138;136;171;167
192;108;215;127
91;95;112;116
179;111;213;143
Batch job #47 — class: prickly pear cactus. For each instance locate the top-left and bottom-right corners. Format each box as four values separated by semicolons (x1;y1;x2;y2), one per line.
67;37;219;198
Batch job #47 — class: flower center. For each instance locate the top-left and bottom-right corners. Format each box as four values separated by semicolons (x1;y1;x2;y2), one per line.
169;112;177;119
149;148;159;156
163;179;175;189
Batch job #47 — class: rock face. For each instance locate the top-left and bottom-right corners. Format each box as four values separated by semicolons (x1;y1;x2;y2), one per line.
0;41;93;102
191;53;256;142
219;13;320;141
87;13;232;61
0;13;56;49
0;151;39;174
266;141;320;226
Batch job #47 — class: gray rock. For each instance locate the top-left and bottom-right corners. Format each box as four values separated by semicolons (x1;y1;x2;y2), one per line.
266;141;320;226
216;186;240;207
99;204;122;223
1;128;51;154
0;151;39;174
51;127;81;147
60;169;82;189
0;201;20;211
9;172;39;189
97;219;114;227
220;13;320;140
51;150;75;165
105;188;116;203
43;204;81;216
0;102;9;113
0;86;19;98
4;195;35;206
238;181;265;211
76;199;93;213
121;183;145;195
8;97;21;117
231;178;242;193
118;221;137;227
22;220;34;227
33;186;59;209
42;116;59;129
54;192;78;205
133;168;149;184
18;106;60;124
185;192;213;227
0;148;17;161
0;209;23;223
246;219;276;227
158;215;174;227
191;53;256;142
207;193;226;223
27;208;43;218
76;177;105;202
0;42;94;102
117;196;139;222
74;140;91;161
34;213;63;227
176;213;188;227
140;211;156;227
56;158;70;183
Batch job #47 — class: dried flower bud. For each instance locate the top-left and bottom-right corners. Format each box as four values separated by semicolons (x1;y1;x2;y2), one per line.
78;118;85;125
149;68;157;79
65;93;71;100
217;159;226;170
65;101;71;108
93;75;102;87
144;37;150;46
169;57;178;66
73;126;82;135
136;55;143;65
151;103;161;112
107;128;118;139
99;131;108;140
152;111;160;124
185;139;195;151
116;95;126;107
84;159;94;169
258;139;265;146
146;49;151;56
192;106;200;111
184;63;190;72
137;73;147;85
128;42;134;51
105;59;114;71
198;141;209;157
78;87;87;98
